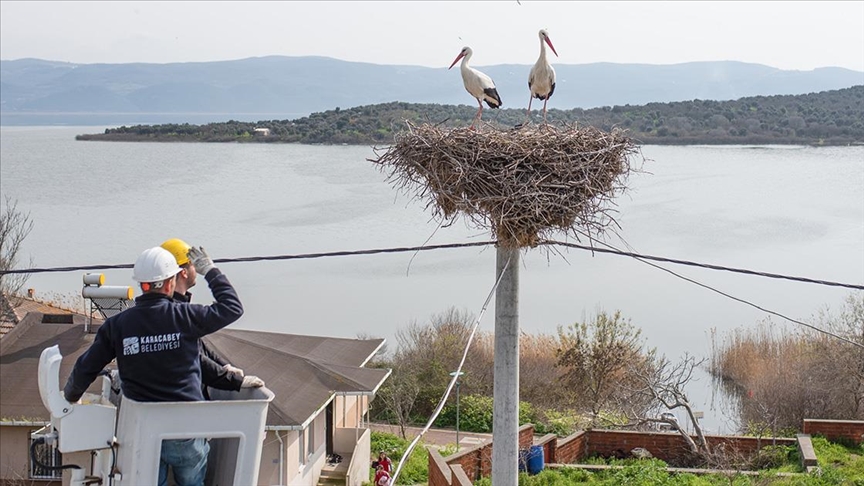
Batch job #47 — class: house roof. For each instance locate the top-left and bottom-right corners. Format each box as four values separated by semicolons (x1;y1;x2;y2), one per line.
203;329;390;428
0;312;104;422
0;293;79;339
0;302;390;428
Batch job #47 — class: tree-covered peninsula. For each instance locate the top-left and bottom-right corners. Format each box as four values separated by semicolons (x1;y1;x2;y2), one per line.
76;85;864;146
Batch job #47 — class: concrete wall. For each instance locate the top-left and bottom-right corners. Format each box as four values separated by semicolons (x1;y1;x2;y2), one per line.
345;428;371;486
803;419;864;444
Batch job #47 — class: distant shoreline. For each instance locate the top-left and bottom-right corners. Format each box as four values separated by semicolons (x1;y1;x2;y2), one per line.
67;86;864;147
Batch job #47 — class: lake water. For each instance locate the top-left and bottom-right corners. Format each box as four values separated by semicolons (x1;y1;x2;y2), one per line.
1;126;862;434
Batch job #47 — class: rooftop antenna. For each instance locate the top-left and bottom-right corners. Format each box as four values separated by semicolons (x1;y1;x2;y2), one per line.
81;273;133;332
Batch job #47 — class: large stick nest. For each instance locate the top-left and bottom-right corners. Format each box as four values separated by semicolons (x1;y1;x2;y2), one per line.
369;122;640;248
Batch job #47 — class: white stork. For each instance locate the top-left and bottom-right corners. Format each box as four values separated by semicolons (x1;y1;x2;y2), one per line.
449;46;502;128
527;29;559;123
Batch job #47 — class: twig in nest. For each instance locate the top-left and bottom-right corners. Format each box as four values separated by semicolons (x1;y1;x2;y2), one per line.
369;122;641;248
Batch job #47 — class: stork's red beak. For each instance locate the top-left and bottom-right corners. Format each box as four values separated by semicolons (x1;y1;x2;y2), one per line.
545;37;559;57
449;53;465;69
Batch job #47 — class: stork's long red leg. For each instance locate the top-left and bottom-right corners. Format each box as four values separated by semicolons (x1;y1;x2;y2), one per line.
471;99;483;129
526;95;534;122
542;99;549;124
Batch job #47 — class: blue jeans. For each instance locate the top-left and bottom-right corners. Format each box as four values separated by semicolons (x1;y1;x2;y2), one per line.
158;438;209;486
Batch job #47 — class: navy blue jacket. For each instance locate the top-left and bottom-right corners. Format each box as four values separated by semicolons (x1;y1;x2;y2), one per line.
174;290;244;394
64;269;243;403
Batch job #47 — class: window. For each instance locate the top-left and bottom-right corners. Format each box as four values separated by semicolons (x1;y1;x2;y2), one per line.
308;420;315;458
298;429;306;466
30;437;62;479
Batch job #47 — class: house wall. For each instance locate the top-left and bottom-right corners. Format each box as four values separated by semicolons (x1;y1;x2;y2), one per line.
335;395;367;428
261;415;329;486
0;424;99;486
258;430;291;486
345;428;371;486
0;426;31;484
803;419;864;444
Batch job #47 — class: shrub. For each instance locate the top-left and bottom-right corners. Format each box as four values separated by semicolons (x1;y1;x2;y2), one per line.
369;431;430;484
435;394;538;433
749;445;793;470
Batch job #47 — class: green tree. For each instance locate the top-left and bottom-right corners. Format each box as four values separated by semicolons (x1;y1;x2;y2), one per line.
556;310;656;426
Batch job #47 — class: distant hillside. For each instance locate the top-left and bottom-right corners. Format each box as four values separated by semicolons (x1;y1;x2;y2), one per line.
76;85;864;146
2;56;863;126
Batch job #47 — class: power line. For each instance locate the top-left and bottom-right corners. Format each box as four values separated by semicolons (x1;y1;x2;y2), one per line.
2;240;861;291
542;240;864;291
390;255;511;485
575;238;864;350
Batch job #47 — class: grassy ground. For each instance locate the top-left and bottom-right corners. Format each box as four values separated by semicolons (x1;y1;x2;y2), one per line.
366;430;862;485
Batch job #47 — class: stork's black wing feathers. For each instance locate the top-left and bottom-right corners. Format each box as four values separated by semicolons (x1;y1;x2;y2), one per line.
483;87;502;109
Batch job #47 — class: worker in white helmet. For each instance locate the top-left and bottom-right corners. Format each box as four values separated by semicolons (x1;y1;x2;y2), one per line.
64;245;243;486
161;238;263;395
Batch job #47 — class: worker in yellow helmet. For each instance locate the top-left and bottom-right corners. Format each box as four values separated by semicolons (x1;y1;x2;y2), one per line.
160;238;263;397
160;238;197;297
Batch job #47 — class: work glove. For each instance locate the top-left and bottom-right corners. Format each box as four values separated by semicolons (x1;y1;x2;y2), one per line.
223;363;245;377
187;246;216;276
241;375;265;388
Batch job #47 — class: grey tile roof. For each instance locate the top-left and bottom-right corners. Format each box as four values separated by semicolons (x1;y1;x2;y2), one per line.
0;305;390;428
203;329;390;428
0;313;102;422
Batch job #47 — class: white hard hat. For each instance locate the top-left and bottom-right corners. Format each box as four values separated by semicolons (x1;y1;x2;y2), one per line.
132;247;182;283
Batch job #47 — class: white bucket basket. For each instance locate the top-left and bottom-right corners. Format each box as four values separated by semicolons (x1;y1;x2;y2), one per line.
115;386;274;486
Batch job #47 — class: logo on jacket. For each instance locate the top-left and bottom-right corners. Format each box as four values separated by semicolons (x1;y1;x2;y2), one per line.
123;337;140;355
122;333;181;355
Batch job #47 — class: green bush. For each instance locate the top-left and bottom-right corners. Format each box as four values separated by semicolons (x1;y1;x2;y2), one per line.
750;445;794;470
435;394;538;433
533;409;581;437
369;431;429;484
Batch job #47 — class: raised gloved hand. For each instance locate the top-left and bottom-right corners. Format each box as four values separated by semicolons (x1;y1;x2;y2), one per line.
241;375;265;388
187;246;216;276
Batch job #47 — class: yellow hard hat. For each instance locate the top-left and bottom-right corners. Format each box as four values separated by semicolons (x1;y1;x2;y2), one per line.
160;238;192;266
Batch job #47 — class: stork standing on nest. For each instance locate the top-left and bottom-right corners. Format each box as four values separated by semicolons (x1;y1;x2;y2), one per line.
527;29;559;124
449;46;502;128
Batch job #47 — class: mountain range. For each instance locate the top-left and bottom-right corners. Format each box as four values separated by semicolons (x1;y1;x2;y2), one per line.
1;56;862;125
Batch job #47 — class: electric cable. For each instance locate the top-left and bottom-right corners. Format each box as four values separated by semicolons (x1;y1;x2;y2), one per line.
29;436;82;471
563;237;864;350
390;254;512;485
542;240;864;291
1;240;861;291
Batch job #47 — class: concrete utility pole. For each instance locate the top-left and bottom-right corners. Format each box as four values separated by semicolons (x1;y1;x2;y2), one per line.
492;245;520;486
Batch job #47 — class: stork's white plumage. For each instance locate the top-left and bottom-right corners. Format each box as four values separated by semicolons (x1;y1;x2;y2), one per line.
449;46;502;128
527;29;558;123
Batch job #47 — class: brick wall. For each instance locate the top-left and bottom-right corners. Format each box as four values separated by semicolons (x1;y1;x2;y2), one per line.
428;448;452;486
429;420;864;484
554;431;587;464
518;424;534;448
803;419;864;444
535;433;557;465
586;429;795;464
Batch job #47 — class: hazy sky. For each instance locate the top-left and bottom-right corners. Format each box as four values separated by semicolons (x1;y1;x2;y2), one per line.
2;1;863;71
